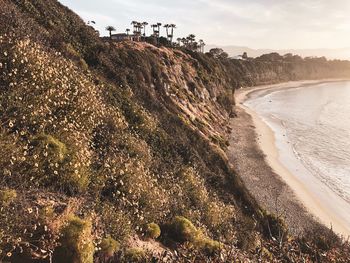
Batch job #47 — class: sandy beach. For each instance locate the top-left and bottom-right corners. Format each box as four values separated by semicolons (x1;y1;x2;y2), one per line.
228;80;350;237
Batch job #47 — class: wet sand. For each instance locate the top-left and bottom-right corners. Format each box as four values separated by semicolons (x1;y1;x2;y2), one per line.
228;80;350;237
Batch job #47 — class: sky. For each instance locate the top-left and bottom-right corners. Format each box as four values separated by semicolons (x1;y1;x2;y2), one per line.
59;0;350;50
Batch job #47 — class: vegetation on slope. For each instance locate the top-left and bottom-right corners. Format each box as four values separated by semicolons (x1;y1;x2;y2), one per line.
0;0;350;262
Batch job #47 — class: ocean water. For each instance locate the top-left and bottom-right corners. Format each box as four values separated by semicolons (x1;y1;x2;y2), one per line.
245;81;350;210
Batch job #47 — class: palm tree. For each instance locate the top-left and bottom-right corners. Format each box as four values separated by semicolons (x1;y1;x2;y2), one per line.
164;24;170;44
138;22;143;35
169;24;176;43
199;39;205;52
106;26;116;38
181;37;188;48
151;24;158;36
153;23;161;45
131;22;142;41
193;41;199;51
157;23;162;36
131;21;138;34
164;24;169;36
186;34;196;50
142;22;148;37
188;34;196;43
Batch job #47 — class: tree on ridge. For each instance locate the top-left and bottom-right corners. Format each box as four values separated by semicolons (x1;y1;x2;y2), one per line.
105;26;116;38
164;24;170;44
157;22;162;34
169;24;176;44
142;22;148;38
131;21;139;35
199;39;205;52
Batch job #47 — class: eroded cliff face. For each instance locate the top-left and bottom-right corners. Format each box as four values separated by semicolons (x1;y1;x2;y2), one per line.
109;41;235;150
1;0;350;262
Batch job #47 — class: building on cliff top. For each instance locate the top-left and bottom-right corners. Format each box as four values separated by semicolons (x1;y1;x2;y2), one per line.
111;33;141;42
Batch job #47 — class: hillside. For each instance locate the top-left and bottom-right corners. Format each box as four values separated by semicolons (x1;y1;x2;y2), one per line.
1;0;350;262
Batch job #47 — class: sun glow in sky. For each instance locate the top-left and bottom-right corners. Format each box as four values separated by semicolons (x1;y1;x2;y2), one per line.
59;0;350;49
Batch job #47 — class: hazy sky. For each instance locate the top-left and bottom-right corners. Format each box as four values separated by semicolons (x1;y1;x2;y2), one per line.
59;0;350;49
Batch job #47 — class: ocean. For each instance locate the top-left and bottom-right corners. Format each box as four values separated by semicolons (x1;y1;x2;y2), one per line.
244;81;350;232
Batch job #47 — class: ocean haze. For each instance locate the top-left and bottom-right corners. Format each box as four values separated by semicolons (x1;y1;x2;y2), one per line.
206;45;350;60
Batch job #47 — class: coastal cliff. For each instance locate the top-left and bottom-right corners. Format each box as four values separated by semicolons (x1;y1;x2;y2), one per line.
1;0;350;262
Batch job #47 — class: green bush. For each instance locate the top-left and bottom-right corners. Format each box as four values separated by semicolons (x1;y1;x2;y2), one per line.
53;216;94;263
170;216;222;254
198;238;222;254
64;43;81;59
63;166;90;194
100;236;120;257
171;216;201;242
0;189;17;207
32;134;67;162
124;248;146;262
145;223;161;239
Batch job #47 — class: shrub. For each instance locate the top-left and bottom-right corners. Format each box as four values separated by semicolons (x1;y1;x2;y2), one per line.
63;166;90;194
198;238;222;254
261;247;273;260
262;212;288;241
100;236;120;257
171;216;200;242
145;223;161;239
170;216;222;254
53;216;94;263
0;189;17;207
63;43;81;59
32;134;67;162
124;248;146;262
304;225;340;251
99;204;133;242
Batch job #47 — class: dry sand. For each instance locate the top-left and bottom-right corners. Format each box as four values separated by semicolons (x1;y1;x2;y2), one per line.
228;80;350;237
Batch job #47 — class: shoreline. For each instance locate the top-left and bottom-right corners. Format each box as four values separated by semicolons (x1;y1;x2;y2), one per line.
233;79;350;237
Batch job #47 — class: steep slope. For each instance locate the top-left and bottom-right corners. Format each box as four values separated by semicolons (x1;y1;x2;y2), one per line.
1;0;350;262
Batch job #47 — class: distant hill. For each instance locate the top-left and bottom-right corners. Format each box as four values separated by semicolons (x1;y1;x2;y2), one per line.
207;45;350;60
